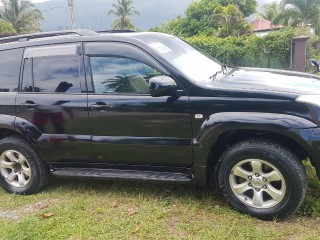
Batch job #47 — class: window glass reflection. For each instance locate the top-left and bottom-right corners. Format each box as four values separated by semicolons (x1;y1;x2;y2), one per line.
22;59;33;92
90;57;161;94
0;48;23;92
33;56;81;93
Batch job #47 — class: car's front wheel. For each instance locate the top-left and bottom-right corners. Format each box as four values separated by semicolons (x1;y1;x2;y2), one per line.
218;139;307;220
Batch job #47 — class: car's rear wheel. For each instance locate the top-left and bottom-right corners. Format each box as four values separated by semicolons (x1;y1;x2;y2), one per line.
218;139;307;220
0;136;49;194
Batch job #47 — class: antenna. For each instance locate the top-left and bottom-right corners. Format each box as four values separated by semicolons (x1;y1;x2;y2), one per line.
67;0;76;30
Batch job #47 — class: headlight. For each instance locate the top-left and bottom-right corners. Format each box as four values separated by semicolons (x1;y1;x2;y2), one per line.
296;95;320;107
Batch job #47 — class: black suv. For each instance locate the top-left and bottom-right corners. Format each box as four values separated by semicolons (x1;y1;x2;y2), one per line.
0;30;320;220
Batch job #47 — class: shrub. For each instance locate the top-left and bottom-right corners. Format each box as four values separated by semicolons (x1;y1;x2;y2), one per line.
0;20;16;35
186;28;295;68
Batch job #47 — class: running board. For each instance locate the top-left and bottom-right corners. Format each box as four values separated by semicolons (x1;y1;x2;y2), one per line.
51;167;194;183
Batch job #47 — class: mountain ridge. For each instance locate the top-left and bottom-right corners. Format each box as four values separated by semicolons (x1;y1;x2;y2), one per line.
35;0;278;31
36;0;193;31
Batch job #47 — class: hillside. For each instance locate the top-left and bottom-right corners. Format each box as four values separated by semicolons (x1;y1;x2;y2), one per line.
35;0;193;31
34;0;279;31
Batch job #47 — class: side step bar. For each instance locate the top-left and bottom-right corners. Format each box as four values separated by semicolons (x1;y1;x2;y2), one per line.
51;167;195;183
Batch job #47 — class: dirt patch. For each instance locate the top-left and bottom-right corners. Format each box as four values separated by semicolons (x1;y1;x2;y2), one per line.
0;199;60;220
167;216;186;239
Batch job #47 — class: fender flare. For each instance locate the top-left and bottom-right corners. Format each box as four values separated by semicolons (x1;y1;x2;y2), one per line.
13;117;42;143
0;115;16;131
0;115;41;143
193;112;317;167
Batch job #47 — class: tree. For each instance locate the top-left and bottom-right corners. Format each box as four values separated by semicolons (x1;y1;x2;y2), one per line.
108;0;140;30
275;0;320;33
149;0;254;37
218;0;257;17
149;17;187;36
150;0;220;37
259;1;283;24
210;4;252;37
0;0;43;33
0;20;16;34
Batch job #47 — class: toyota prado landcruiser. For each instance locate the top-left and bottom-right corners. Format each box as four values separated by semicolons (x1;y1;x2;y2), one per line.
0;29;320;220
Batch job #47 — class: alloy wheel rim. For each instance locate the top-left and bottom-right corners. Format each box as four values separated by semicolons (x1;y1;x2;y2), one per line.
229;159;286;209
0;150;32;188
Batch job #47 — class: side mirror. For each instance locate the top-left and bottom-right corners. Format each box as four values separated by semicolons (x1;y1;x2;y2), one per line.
149;76;178;97
310;59;320;74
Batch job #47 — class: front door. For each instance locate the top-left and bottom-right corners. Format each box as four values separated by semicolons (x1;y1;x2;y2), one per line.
85;42;193;167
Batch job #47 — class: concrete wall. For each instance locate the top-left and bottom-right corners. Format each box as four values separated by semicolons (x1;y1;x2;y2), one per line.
292;36;310;72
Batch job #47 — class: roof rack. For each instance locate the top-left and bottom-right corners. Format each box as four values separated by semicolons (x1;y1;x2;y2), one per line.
0;29;97;44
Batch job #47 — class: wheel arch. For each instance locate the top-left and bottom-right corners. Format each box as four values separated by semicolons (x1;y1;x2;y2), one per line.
0;116;42;145
208;130;309;174
0;115;25;142
192;112;317;186
0;128;20;140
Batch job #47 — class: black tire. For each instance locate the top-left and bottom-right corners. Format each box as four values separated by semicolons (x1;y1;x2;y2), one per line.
0;135;49;195
217;139;307;220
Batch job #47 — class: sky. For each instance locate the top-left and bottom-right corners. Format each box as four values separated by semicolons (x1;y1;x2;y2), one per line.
25;0;282;31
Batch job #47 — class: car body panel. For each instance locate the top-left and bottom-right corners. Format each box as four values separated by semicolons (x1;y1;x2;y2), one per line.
88;94;193;166
192;111;317;167
0;93;17;131
16;93;92;163
211;67;320;95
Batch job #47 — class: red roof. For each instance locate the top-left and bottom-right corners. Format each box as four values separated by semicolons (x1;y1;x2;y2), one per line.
251;18;284;32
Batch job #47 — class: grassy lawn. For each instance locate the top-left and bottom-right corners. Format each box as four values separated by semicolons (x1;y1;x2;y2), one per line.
1;161;320;239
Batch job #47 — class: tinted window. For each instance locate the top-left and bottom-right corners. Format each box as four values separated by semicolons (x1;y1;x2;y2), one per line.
21;58;33;92
34;56;81;93
22;56;82;93
0;48;23;92
90;57;161;94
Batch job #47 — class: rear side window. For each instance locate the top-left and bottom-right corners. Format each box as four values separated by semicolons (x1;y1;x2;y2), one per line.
0;48;23;92
22;44;82;93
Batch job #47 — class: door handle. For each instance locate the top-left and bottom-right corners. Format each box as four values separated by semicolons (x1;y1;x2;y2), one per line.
21;101;38;110
90;102;113;112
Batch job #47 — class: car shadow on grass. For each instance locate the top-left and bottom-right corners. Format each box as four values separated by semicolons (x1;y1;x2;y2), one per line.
43;160;320;218
46;176;227;207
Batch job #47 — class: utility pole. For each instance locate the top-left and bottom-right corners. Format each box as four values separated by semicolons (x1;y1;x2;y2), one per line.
67;0;76;30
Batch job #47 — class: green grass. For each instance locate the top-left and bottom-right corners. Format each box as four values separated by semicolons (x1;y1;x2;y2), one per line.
1;162;320;239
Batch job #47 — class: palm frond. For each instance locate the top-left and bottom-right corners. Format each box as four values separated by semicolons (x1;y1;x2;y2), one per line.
0;0;43;32
108;0;139;29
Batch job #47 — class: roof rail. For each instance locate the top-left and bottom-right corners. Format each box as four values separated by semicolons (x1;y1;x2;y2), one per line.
0;29;97;44
98;30;136;33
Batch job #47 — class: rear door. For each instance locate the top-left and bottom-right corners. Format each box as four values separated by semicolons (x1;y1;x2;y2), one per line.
16;44;92;163
0;48;24;125
85;42;193;167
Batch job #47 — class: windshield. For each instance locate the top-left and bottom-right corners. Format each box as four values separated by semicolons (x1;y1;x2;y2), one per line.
147;36;222;83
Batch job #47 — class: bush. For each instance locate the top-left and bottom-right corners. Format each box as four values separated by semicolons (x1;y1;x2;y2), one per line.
186;28;295;68
187;35;247;66
0;20;16;35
